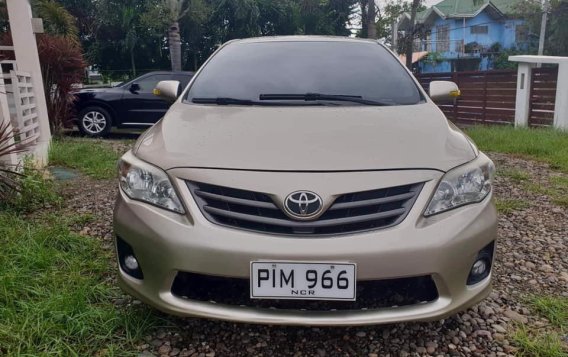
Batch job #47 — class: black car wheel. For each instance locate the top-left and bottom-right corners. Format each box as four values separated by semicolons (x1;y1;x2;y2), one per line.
78;107;112;137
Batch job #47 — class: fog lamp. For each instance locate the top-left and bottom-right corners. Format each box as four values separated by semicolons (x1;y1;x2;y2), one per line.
124;255;139;270
471;258;488;276
116;236;144;279
467;241;494;285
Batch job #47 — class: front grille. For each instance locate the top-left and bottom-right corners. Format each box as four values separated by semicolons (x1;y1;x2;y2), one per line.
187;181;423;236
171;272;438;311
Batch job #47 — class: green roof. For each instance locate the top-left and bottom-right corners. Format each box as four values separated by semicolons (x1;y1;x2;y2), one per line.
423;0;521;18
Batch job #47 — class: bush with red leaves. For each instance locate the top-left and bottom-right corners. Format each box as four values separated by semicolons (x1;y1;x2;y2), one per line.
37;34;86;134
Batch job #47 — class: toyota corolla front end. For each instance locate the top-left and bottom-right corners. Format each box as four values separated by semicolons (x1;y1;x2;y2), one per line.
113;36;497;326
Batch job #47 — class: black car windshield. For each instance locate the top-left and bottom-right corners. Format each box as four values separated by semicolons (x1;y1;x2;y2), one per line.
185;40;423;106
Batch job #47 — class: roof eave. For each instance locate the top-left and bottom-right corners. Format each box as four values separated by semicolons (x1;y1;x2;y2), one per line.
443;2;506;19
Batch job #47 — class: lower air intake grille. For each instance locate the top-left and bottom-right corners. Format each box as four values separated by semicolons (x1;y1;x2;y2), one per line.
187;181;423;236
171;272;438;311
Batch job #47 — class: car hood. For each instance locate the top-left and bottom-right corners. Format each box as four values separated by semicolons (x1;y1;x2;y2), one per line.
134;102;476;172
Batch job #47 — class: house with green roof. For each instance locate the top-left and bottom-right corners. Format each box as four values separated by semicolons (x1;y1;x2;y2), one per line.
398;0;530;72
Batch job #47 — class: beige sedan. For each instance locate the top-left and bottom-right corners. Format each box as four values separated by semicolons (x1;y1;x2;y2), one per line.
113;36;497;325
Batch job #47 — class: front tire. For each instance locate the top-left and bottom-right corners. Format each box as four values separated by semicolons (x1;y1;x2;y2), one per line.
78;106;112;137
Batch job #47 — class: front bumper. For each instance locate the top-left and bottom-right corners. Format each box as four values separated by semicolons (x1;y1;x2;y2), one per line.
113;168;497;326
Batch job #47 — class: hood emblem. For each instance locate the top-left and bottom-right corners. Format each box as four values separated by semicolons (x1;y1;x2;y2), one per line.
284;191;323;219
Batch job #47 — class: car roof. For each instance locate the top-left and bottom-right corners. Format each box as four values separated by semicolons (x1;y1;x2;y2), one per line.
231;35;382;45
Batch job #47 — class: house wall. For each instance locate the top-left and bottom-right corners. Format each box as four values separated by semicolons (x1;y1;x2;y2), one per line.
421;9;525;73
502;19;526;48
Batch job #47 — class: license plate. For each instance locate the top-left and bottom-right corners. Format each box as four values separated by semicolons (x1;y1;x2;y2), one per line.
250;261;356;301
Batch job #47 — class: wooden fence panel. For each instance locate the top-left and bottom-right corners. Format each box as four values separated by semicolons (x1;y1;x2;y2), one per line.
417;69;557;127
529;67;557;127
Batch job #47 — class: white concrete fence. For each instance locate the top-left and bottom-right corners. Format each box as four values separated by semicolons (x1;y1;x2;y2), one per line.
0;0;51;167
0;68;42;167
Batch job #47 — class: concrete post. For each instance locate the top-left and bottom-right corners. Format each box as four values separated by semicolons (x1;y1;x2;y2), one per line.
6;0;51;164
553;63;568;130
513;62;533;127
509;55;568;131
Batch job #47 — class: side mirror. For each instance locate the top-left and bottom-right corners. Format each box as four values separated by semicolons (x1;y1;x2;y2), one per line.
129;83;141;93
153;80;180;102
429;81;461;103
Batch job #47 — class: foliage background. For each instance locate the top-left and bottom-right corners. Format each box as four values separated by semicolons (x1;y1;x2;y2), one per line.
57;0;359;80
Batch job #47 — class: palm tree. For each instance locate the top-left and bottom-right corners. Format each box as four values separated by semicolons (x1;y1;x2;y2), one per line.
33;0;79;41
119;5;138;76
367;0;377;39
165;0;185;72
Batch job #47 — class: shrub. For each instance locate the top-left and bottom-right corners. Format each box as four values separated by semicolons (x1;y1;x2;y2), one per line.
1;118;60;213
5;160;61;213
37;34;86;134
0;118;23;203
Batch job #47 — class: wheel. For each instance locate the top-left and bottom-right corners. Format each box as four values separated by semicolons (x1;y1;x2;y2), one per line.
78;106;112;137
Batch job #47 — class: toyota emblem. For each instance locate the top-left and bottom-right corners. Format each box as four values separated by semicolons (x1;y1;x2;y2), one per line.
284;191;323;219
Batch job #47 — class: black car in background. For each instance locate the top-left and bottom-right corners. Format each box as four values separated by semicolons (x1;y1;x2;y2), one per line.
74;71;193;137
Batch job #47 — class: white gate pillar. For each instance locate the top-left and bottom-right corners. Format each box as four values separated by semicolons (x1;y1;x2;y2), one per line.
512;62;534;127
6;0;51;163
554;62;568;130
509;55;568;131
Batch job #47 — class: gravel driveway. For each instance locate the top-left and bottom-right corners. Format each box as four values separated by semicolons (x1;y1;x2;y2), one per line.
57;147;568;357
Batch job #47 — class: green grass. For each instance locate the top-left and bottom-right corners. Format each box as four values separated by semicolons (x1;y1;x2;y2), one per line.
498;168;530;183
512;296;568;357
49;138;122;179
495;198;529;214
530;296;568;330
523;177;568;208
465;126;568;173
0;212;164;356
513;327;568;357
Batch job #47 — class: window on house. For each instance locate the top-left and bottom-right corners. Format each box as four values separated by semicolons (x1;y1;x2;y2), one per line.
455;40;464;53
471;25;488;34
436;25;449;52
516;25;528;42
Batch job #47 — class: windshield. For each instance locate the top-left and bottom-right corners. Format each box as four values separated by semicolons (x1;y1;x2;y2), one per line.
185;40;423;106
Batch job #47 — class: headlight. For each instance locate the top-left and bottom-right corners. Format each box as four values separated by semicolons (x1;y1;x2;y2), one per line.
424;153;495;216
118;151;185;214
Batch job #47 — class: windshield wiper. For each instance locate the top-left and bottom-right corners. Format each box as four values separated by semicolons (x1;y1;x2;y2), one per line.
192;97;260;105
259;93;393;106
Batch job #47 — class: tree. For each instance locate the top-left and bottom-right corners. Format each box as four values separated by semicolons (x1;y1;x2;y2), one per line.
299;0;356;35
158;0;209;71
56;0;360;76
514;0;568;56
30;0;86;133
88;0;170;79
361;0;404;40
367;0;376;39
119;5;139;76
33;0;78;40
375;0;414;42
405;0;422;69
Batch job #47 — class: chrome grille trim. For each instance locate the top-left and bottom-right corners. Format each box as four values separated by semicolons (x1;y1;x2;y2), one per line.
195;189;278;209
203;206;407;228
187;181;424;236
329;191;416;210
